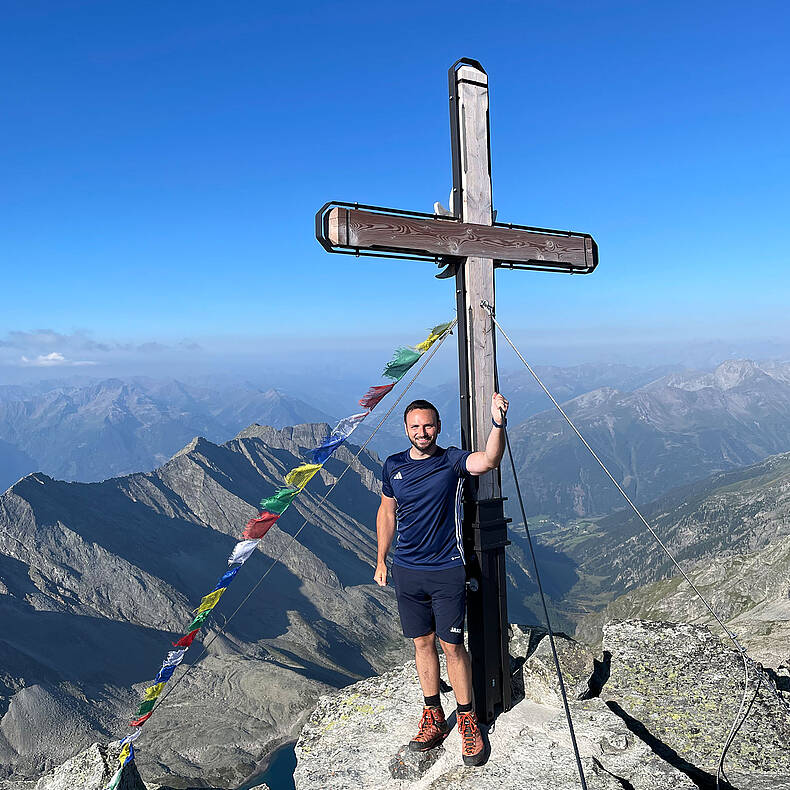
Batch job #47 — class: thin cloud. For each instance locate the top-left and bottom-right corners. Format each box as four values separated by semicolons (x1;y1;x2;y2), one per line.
20;352;97;367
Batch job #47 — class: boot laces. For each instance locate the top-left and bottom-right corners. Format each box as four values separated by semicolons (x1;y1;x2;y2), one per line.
415;708;439;741
458;711;479;752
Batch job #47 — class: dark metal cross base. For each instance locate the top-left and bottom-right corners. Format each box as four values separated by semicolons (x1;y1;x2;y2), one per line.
463;496;512;724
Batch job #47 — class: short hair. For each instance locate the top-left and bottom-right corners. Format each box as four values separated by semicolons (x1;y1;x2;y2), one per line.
403;399;441;424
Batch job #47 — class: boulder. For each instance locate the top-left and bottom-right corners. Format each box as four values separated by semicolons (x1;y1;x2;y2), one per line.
31;742;145;790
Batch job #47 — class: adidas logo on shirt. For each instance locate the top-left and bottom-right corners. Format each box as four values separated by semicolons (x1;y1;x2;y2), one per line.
393;471;403;480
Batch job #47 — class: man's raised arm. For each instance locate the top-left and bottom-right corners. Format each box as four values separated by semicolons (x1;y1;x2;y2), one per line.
465;392;510;476
374;494;397;586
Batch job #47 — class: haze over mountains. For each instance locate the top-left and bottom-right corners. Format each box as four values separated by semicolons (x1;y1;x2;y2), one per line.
0;363;677;493
0;379;334;491
7;359;790;516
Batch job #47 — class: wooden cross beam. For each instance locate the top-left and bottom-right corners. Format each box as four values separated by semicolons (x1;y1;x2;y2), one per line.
317;204;597;273
315;58;599;724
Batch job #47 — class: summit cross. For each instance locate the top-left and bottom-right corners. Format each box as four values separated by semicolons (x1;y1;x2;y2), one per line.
315;58;598;723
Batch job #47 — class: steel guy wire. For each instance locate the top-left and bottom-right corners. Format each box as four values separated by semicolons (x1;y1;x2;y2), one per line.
500;403;588;790
480;301;786;789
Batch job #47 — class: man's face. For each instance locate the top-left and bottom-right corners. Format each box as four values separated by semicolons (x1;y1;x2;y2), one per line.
405;408;440;453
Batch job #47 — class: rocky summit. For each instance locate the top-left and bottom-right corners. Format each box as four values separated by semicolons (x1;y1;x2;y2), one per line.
294;620;790;790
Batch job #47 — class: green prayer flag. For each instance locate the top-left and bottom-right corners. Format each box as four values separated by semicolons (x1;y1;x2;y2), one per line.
188;609;212;630
260;487;299;515
105;767;123;790
136;698;156;716
383;347;421;381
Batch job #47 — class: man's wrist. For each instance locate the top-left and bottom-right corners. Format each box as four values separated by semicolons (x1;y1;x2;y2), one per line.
491;416;507;428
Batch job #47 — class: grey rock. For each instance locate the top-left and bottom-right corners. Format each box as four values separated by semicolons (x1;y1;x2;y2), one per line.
388;744;445;780
599;620;790;777
293;621;790;789
510;625;595;705
32;742;145;790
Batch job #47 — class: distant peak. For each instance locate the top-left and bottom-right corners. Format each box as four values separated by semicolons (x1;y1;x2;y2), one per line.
170;435;214;460
712;359;762;389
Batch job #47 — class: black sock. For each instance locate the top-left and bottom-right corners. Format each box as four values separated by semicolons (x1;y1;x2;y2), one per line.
424;693;441;708
457;701;473;714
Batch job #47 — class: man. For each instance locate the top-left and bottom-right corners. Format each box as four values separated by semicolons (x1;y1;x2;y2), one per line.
374;393;509;766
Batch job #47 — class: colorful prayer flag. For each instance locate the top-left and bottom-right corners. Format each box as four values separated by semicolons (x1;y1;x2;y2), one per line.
135;698;156;717
120;731;142;746
195;588;225;615
104;767;123;790
414;321;453;353
359;383;395;410
259;487;299;514
311;435;345;465
187;609;212;631
333;412;370;437
173;628;200;647
163;648;187;666
211;566;241;593
243;511;279;539
153;664;177;684
383;347;421;380
228;539;259;565
130;712;152;727
284;463;322;490
142;682;165;701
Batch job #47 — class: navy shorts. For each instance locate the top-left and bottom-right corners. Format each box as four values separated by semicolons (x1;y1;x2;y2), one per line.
391;563;466;645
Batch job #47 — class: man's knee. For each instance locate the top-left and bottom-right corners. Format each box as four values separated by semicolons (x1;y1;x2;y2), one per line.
439;639;468;661
413;633;437;653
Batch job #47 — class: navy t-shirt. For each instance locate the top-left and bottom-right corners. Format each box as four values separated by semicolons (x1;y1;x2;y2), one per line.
382;446;472;570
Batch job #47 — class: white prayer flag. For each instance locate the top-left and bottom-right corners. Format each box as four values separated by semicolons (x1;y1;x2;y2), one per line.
228;539;259;565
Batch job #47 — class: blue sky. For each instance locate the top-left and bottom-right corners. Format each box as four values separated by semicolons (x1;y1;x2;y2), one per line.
2;0;789;379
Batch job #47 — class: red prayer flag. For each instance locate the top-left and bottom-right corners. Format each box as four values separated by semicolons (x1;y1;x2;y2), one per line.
130;712;153;727
359;383;395;410
172;628;200;648
242;510;279;539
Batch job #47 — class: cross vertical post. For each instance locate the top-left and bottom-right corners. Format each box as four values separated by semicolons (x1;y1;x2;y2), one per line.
449;58;512;723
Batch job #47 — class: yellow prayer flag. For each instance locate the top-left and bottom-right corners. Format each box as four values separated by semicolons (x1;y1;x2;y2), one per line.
143;682;165;701
118;744;131;767
414;321;453;353
284;463;322;491
195;587;225;615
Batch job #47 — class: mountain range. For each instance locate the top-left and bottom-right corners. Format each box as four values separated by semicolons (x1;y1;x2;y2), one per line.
523;448;790;636
0;423;409;787
508;359;790;517
2;415;789;786
6;359;790;526
0;379;334;491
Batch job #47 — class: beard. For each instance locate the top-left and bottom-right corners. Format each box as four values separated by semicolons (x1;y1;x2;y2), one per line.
409;434;437;454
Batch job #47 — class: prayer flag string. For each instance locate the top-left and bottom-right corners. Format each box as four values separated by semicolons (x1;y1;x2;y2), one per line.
104;319;453;786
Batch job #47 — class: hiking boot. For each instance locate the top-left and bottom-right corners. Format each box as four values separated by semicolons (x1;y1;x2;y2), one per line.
408;706;450;752
457;710;485;766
